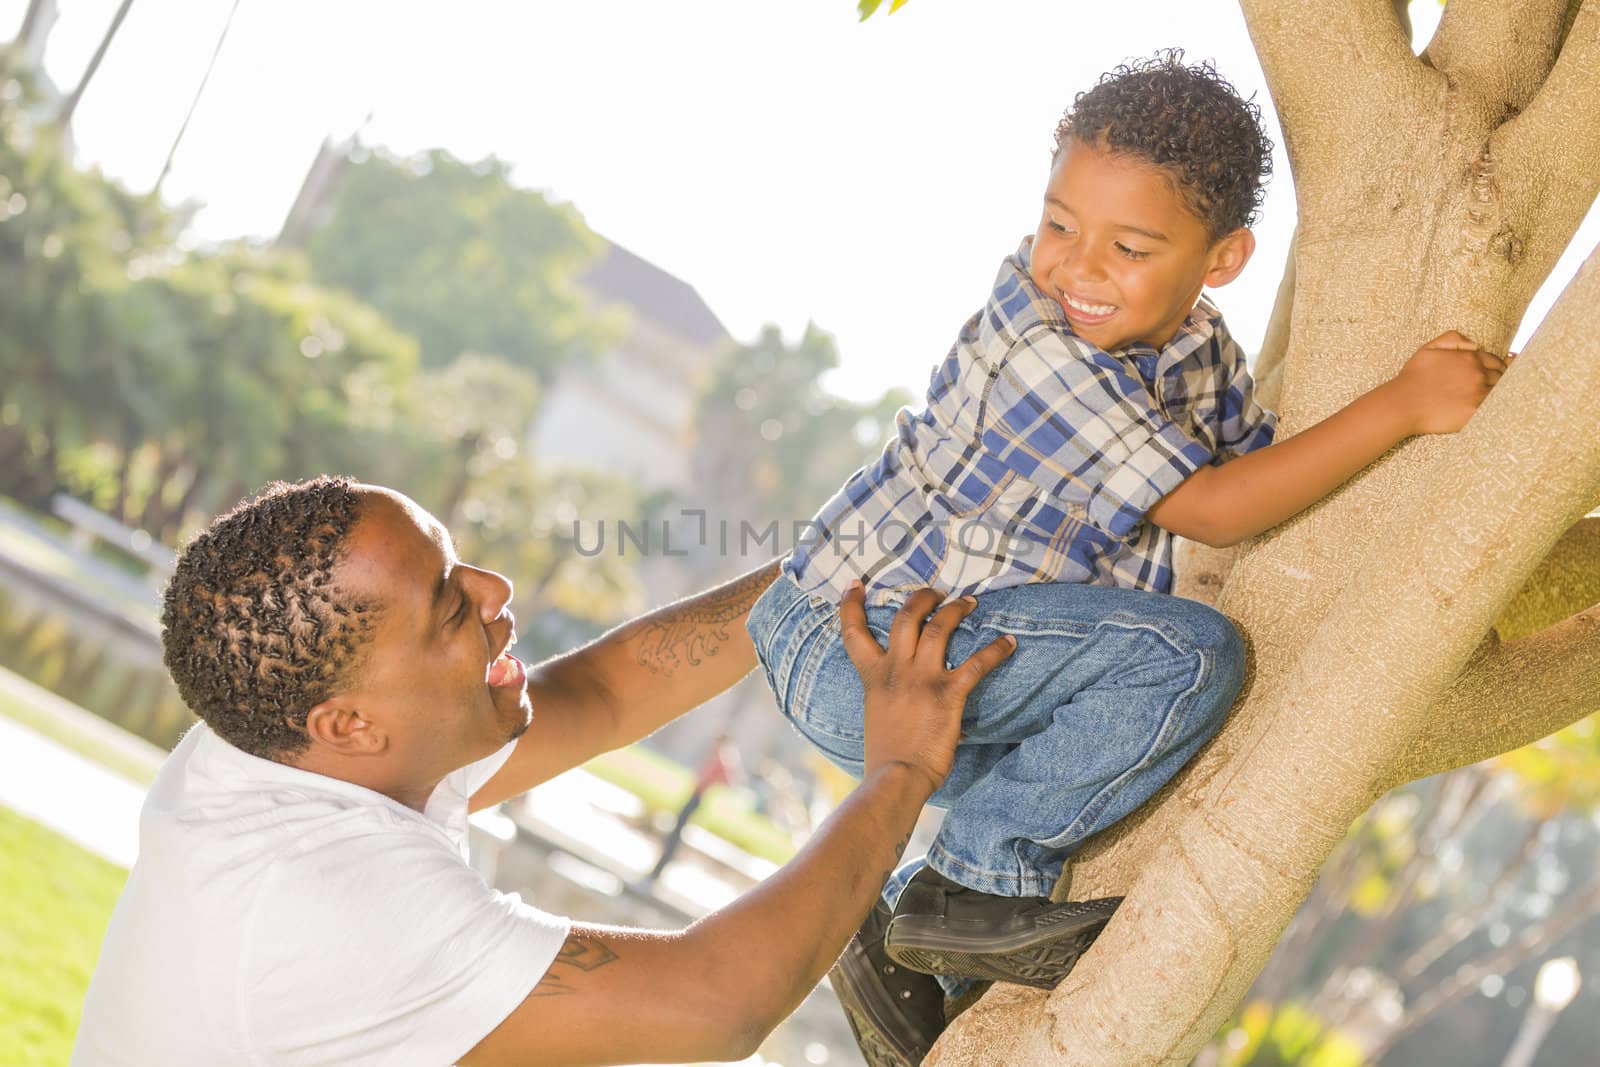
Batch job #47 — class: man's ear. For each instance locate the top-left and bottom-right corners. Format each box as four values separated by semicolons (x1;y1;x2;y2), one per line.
1203;227;1256;288
300;697;386;756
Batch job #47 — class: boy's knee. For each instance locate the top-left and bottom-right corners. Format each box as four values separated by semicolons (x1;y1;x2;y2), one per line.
1167;598;1247;698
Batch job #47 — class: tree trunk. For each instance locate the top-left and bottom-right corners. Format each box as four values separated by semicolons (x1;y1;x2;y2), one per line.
932;1;1600;1062
57;0;135;128
157;463;208;545
137;444;186;535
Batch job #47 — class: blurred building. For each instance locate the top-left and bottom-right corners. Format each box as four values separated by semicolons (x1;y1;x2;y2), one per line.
534;240;727;491
279;136;729;496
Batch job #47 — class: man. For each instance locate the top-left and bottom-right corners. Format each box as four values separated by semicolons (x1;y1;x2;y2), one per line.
72;476;1014;1066
645;731;742;882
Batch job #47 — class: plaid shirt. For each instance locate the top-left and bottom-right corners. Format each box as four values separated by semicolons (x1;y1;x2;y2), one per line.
787;238;1276;601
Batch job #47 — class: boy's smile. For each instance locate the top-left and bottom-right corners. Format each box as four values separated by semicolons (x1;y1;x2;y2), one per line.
1029;136;1253;352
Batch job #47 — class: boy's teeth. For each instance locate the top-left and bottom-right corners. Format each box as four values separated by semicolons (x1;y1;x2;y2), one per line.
1065;293;1115;315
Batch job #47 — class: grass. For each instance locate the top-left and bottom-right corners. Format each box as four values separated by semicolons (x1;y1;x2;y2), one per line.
585;746;797;865
0;806;127;1067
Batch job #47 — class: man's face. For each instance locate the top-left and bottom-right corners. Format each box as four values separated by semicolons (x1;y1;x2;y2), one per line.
1029;136;1240;352
331;488;532;784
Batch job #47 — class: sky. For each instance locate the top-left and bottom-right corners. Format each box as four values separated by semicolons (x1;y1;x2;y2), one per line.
5;0;1596;402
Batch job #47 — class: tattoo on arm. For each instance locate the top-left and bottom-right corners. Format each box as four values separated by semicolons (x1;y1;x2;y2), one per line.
528;934;621;998
634;564;777;676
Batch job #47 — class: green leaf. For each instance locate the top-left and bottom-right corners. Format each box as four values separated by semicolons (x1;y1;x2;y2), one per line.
857;0;883;20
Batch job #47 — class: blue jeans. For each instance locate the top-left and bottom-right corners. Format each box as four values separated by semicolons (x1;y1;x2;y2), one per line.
747;573;1246;905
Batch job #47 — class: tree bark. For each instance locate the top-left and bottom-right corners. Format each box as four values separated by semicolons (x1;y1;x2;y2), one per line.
931;2;1600;1062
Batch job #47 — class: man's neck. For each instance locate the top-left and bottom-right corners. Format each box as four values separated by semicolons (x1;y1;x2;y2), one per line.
287;747;442;813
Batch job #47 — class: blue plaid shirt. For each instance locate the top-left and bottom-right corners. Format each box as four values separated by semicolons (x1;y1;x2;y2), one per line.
787;238;1277;601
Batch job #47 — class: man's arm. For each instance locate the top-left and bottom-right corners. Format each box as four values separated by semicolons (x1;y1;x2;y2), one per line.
460;587;1017;1066
470;561;779;810
1149;331;1509;547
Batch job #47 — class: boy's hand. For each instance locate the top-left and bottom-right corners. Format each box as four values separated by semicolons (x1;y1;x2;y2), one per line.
839;584;1015;796
1389;330;1510;435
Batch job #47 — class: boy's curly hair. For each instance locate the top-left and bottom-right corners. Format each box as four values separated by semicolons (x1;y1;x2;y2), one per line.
1055;49;1273;239
161;476;381;761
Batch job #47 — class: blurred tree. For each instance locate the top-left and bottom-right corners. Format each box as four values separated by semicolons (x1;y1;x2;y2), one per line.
127;247;419;541
407;352;542;527
0;51;174;507
453;459;647;637
685;322;910;579
0;60;422;541
295;147;620;379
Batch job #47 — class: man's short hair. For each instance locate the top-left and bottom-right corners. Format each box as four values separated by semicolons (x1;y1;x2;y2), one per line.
161;476;380;761
1055;49;1274;240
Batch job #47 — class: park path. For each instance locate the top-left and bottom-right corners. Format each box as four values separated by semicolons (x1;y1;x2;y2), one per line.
0;711;145;869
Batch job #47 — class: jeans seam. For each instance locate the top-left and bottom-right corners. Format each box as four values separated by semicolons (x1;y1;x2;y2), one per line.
757;581;820;675
1050;621;1210;846
924;613;1220;889
927;842;1056;897
790;610;867;743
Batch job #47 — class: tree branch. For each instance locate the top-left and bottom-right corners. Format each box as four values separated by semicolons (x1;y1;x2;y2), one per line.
1420;0;1569;116
1396;516;1600;776
1394;817;1549;982
1366;882;1600;1061
1402;604;1600;778
1238;0;1425;198
1493;0;1600;251
1345;237;1600;786
1495;516;1600;640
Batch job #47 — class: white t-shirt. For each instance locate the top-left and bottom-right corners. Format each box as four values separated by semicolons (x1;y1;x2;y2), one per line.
72;723;570;1067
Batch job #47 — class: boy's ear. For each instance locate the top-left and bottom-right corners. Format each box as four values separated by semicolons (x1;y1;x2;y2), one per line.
301;696;386;756
1202;228;1256;288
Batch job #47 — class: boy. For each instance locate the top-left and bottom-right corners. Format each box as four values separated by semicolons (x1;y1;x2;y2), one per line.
745;52;1505;1064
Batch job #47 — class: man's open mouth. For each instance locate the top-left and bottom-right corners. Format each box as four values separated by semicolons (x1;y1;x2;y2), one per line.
487;648;525;689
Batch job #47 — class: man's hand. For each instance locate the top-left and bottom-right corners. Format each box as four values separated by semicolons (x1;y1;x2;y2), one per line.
841;584;1016;795
463;584;1015;1067
1386;329;1510;435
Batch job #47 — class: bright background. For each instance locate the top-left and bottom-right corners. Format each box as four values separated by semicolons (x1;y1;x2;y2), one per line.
6;0;1597;401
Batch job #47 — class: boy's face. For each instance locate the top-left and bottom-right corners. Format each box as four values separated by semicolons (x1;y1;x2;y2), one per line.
1029;136;1253;352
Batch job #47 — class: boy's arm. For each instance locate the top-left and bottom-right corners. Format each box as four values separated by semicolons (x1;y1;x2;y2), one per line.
461;588;1016;1067
1148;331;1509;547
470;561;779;810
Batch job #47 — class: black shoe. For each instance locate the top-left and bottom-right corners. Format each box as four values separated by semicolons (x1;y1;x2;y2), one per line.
829;900;947;1066
884;867;1121;990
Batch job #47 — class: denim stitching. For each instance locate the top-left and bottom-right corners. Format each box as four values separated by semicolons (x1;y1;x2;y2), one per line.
927;841;1057;898
1048;619;1211;847
928;607;1233;891
789;612;876;743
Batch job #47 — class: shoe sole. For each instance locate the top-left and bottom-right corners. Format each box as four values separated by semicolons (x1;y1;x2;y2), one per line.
884;896;1121;990
828;960;925;1067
